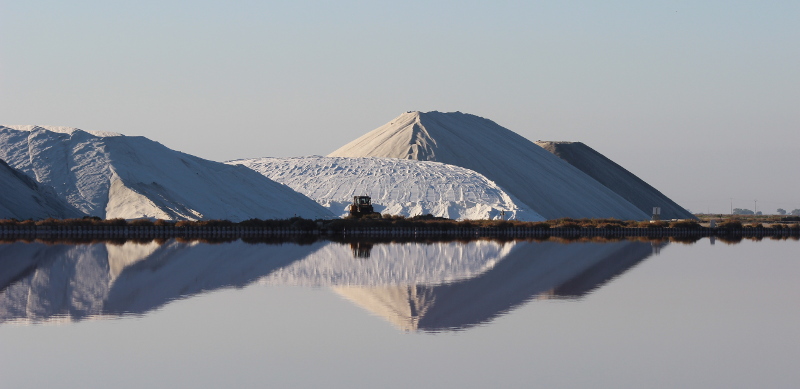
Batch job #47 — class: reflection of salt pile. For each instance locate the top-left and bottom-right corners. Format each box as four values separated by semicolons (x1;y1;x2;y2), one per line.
231;156;543;221
0;239;661;332
259;240;514;286
331;240;659;332
333;286;436;332
0;240;325;324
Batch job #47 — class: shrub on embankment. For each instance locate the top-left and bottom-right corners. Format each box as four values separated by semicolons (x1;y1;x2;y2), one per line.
717;220;743;230
669;220;702;229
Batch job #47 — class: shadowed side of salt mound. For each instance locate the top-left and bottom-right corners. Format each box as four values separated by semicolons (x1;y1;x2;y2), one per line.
333;240;659;332
328;111;649;220
0;240;327;324
536;141;695;220
0;158;81;220
231;156;544;221
0;125;333;221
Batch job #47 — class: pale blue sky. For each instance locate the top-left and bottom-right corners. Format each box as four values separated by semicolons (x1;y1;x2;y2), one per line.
2;1;798;214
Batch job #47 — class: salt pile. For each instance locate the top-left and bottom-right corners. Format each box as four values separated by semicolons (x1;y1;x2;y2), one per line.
231;156;544;220
329;111;649;220
535;141;695;220
0;125;333;221
0;158;79;220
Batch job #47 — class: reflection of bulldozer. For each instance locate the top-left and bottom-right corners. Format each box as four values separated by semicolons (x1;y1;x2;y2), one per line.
350;242;374;258
349;196;380;218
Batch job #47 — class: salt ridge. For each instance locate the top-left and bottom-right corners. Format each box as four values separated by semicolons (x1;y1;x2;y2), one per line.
0;158;79;220
230;156;544;220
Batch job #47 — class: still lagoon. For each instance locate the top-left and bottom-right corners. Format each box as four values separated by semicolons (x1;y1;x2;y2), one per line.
0;237;798;388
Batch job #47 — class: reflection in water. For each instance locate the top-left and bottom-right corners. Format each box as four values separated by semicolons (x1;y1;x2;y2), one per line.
334;240;661;331
350;242;373;258
0;240;326;323
0;238;662;331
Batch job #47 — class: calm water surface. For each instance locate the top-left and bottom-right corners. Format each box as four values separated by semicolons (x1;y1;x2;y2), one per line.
0;238;798;388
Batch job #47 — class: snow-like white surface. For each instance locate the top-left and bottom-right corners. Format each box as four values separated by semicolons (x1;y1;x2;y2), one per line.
2;125;122;137
0;159;79;220
329;111;650;220
0;125;333;221
231;156;544;220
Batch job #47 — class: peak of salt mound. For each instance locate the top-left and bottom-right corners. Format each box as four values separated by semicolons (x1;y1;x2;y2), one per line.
329;111;649;220
1;125;122;137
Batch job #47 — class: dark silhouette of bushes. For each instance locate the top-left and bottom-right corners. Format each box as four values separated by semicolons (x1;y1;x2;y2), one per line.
669;220;702;229
638;221;668;228
718;220;743;229
669;236;702;244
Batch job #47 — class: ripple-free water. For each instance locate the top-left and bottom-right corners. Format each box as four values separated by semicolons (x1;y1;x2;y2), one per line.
0;238;798;388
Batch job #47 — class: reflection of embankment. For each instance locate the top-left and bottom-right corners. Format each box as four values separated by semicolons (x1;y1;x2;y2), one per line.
333;240;662;332
0;240;326;324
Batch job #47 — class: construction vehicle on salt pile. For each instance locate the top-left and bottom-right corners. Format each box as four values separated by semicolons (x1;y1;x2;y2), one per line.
349;196;380;218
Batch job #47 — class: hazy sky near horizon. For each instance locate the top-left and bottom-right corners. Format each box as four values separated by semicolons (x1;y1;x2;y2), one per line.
2;1;798;214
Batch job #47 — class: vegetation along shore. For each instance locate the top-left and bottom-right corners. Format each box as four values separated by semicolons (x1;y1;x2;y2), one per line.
1;215;798;242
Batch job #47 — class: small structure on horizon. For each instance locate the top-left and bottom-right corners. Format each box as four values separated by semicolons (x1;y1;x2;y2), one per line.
652;207;662;221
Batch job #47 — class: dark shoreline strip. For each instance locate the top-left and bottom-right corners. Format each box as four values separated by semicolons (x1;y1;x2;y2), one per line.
0;225;797;240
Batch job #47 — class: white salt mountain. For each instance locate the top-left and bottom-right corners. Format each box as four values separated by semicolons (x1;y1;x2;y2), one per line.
535;141;695;220
329;111;650;220
231;156;544;220
0;125;333;221
0;158;80;220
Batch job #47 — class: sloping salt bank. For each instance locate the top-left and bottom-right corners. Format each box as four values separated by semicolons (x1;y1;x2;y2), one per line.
0;158;80;220
0;125;333;221
259;240;514;287
333;240;658;332
329;111;649;220
535;141;695;220
231;156;544;220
